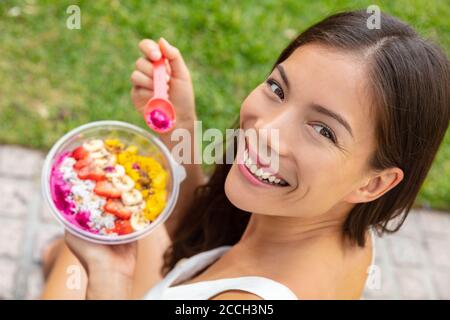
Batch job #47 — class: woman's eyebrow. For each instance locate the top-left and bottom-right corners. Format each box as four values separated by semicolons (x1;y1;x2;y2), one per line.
276;64;290;89
312;104;354;138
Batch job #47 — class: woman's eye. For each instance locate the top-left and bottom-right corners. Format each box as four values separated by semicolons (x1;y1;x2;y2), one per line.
266;79;284;100
311;123;337;144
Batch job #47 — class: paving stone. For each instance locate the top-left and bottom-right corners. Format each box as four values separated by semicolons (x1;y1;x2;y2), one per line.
394;268;435;299
397;211;421;237
432;270;450;299
385;211;421;238
40;201;60;225
0;258;17;299
425;237;450;269
417;210;450;236
0;219;24;258
32;223;64;263
25;264;43;300
0;177;35;218
386;234;427;268
0;146;44;178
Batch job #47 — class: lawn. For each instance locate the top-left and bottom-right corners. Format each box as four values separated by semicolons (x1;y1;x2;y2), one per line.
0;0;449;209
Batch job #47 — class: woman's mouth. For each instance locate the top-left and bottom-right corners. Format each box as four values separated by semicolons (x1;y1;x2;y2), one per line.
240;147;289;187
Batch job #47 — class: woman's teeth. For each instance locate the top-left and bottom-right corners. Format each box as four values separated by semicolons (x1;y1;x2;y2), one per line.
243;149;288;186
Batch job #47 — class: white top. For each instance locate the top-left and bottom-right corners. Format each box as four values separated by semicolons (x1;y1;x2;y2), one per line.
144;230;376;300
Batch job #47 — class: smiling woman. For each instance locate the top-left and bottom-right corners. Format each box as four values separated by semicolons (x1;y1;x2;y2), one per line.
44;9;449;300
159;10;449;299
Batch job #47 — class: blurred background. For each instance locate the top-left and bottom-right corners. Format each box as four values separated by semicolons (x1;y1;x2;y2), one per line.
0;0;448;299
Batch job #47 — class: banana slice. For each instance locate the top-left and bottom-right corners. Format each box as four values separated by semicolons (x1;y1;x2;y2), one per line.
105;164;125;179
128;201;146;213
104;154;116;167
90;148;110;159
93;154;116;169
83;139;104;152
121;189;143;206
130;210;149;231
93;158;107;167
112;175;135;192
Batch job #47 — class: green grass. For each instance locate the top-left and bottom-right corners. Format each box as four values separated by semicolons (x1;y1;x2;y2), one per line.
0;0;449;209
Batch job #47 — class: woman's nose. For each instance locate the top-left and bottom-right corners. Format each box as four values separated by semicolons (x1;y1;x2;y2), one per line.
253;110;292;158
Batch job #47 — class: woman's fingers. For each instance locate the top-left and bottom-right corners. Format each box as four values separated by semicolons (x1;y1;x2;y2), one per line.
135;57;153;77
135;57;170;82
130;70;153;89
139;39;161;61
158;37;190;81
164;58;172;77
133;87;153;100
138;38;189;81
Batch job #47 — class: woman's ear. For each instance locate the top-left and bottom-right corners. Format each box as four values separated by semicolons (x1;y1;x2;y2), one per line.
345;167;404;204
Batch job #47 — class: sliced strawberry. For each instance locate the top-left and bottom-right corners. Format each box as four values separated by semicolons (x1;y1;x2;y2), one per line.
72;146;89;160
77;164;106;181
73;157;92;170
114;219;133;235
104;199;132;220
94;181;122;199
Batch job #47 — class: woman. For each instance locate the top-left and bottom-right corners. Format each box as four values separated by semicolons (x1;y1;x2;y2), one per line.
41;10;450;299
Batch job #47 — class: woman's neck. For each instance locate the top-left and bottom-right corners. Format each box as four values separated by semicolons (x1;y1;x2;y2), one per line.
237;211;347;254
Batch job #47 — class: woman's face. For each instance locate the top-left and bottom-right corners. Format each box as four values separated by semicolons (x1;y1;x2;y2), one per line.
225;44;379;219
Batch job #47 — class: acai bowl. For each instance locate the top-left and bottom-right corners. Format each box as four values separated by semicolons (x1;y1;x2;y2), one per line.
41;121;186;245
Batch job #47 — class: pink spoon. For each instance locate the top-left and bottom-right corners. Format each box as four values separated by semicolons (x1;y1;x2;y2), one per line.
144;56;176;133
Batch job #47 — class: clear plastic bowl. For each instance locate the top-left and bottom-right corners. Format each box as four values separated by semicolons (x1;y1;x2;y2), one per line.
41;120;186;245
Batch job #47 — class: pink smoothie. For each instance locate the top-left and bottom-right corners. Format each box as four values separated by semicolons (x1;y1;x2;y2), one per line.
50;152;97;233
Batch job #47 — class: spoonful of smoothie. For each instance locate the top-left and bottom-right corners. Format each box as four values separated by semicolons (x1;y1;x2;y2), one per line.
144;56;176;133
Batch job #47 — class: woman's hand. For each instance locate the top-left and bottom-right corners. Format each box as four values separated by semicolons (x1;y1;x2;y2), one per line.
131;37;197;127
64;232;137;299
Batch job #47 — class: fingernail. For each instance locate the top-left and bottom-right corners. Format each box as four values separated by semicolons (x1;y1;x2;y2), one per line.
150;50;161;60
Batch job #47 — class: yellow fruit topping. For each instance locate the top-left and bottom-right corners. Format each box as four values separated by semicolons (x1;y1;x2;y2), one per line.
116;144;168;222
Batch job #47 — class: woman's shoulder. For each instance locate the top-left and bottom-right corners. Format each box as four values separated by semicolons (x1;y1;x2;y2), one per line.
168;232;373;300
283;231;374;299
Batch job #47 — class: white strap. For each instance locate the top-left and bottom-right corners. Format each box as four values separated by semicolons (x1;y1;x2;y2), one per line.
156;246;298;300
369;228;376;266
162;276;298;300
143;246;232;300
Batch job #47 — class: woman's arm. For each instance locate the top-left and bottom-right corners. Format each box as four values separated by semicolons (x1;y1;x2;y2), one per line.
41;224;170;300
85;267;133;300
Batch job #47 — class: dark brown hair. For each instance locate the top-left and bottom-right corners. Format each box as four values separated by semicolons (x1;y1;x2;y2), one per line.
162;10;450;275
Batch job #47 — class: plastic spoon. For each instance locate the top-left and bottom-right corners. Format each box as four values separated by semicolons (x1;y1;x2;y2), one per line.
144;56;176;133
